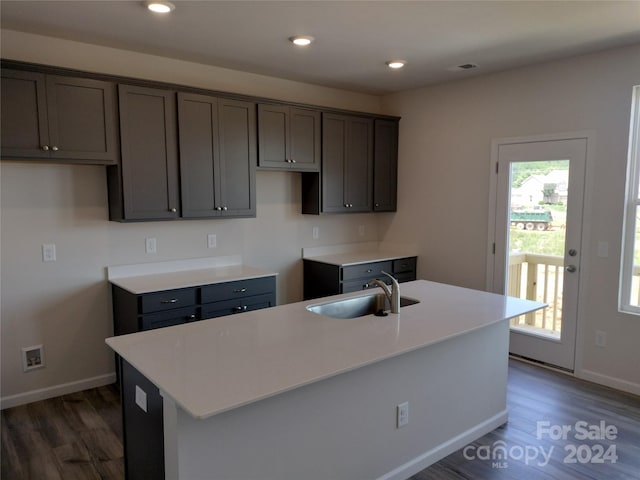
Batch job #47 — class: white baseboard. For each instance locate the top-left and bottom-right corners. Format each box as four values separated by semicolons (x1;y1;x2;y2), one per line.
1;372;117;410
377;409;509;480
576;369;640;397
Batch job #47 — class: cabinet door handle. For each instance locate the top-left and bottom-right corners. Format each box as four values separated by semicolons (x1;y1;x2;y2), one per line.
291;159;296;163
187;314;196;321
51;146;59;152
160;299;178;304
41;145;50;151
233;288;247;293
222;206;228;211
234;305;248;312
170;208;177;213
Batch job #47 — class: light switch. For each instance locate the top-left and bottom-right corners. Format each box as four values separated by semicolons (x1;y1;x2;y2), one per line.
207;234;217;249
597;241;609;258
42;244;56;262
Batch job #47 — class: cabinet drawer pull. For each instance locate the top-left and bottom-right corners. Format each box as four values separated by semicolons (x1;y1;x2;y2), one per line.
160;299;178;304
51;146;59;152
366;269;373;273
42;145;50;151
233;288;247;293
170;207;177;213
234;305;248;312
187;314;196;321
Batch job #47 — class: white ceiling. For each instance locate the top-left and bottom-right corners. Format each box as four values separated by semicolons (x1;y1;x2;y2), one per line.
1;1;639;94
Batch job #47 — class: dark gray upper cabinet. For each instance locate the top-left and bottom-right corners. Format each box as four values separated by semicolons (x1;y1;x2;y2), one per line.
1;69;118;164
178;93;256;218
109;84;180;221
373;119;399;212
321;113;373;213
258;104;320;171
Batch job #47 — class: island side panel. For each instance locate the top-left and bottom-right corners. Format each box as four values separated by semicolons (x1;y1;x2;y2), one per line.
171;320;509;480
121;359;165;480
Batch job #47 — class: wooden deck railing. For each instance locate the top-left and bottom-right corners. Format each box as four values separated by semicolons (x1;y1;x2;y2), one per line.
509;254;640;335
508;253;564;335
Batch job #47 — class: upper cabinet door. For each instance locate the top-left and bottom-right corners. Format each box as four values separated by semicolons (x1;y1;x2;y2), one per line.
321;113;348;213
321;113;373;213
0;69;118;164
45;75;119;163
1;69;49;158
217;99;257;217
257;104;288;168
118;84;180;220
344;116;373;212
258;104;320;171
373;119;398;212
288;107;320;171
177;92;220;218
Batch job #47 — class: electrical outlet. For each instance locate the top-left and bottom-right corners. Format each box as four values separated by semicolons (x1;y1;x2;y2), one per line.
42;244;56;262
145;237;157;254
595;330;607;347
397;402;409;428
22;345;44;371
135;385;148;412
312;226;319;240
207;234;217;249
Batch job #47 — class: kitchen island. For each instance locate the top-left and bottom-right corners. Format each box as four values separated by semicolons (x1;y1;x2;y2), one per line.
106;280;544;480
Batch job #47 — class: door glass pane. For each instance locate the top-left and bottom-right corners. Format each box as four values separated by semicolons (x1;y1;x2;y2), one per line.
507;160;569;339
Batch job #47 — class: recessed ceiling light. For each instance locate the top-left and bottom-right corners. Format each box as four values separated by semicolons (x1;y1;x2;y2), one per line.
289;36;314;47
386;60;406;69
146;1;175;13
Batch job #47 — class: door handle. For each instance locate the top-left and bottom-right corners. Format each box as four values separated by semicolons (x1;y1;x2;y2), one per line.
566;265;577;273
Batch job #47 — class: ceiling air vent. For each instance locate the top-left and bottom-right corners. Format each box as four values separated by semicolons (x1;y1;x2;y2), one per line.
457;63;478;70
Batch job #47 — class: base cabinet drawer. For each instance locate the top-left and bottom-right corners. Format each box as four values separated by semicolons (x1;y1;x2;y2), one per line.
139;306;198;331
342;261;392;281
201;293;276;319
140;288;197;314
201;277;276;303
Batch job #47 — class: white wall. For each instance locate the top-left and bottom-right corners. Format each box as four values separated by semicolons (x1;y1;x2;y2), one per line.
0;30;383;405
381;44;640;393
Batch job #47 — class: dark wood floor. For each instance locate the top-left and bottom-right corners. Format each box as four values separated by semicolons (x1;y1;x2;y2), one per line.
2;359;640;479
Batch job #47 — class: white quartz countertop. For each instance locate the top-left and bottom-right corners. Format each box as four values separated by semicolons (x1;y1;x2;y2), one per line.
106;280;544;419
109;265;277;294
303;251;416;267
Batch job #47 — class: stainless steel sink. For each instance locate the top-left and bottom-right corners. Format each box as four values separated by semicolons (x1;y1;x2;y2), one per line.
306;293;420;319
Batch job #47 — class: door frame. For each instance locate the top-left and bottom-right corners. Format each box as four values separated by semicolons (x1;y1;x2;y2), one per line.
486;131;595;371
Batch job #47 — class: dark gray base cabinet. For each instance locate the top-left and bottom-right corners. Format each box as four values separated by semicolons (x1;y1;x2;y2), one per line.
112;276;277;336
303;257;417;300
